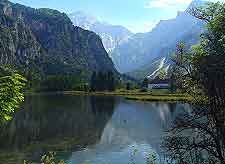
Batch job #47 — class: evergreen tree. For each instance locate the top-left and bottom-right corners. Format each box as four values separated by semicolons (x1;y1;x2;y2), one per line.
126;82;131;90
90;71;116;92
107;71;116;91
141;78;149;88
90;71;97;91
98;71;104;91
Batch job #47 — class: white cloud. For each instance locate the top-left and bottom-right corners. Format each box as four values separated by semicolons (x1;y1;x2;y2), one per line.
144;0;192;8
127;21;158;33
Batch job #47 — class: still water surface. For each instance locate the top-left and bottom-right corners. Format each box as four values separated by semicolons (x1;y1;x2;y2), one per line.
0;94;191;164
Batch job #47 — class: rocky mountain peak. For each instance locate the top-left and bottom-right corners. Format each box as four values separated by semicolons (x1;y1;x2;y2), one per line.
0;0;12;16
111;0;205;75
68;11;133;53
187;0;206;10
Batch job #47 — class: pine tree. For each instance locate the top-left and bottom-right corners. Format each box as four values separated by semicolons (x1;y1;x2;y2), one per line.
107;71;116;91
90;71;97;91
142;78;149;89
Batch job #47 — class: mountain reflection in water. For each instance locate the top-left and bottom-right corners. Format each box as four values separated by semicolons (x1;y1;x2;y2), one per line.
0;94;191;164
67;98;191;164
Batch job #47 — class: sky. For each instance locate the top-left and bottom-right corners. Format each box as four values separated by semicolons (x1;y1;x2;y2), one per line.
10;0;225;33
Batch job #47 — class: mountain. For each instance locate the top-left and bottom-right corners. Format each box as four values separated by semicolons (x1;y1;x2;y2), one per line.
0;0;117;77
127;57;171;80
111;0;206;75
68;11;133;54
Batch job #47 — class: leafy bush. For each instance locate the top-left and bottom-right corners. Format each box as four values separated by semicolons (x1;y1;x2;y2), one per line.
24;152;64;164
0;67;26;123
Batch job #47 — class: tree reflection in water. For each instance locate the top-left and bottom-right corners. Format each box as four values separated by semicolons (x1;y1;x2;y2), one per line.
0;94;117;163
162;104;225;164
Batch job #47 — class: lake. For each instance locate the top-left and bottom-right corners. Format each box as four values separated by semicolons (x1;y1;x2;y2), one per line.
0;93;192;164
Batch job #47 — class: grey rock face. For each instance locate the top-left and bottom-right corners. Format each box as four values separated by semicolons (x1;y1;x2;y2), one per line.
0;0;117;76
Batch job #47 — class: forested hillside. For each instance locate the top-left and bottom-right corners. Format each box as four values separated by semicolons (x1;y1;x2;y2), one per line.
0;0;117;87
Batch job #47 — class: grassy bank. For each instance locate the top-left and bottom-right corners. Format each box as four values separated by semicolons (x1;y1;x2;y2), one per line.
63;89;197;103
25;89;203;103
63;89;170;96
125;94;193;102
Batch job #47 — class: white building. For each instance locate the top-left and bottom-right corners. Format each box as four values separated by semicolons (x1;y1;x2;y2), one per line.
148;79;170;89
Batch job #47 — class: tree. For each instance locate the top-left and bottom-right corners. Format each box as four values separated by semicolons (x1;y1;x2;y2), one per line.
141;78;149;89
107;71;116;91
162;105;225;164
189;2;225;152
90;71;97;91
0;66;26;124
163;2;225;164
170;42;204;95
96;71;105;91
41;75;86;91
90;71;116;92
24;152;64;164
168;67;177;93
126;82;131;90
158;68;167;80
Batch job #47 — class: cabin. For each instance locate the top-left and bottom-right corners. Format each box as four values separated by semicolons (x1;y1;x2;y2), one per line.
148;79;170;89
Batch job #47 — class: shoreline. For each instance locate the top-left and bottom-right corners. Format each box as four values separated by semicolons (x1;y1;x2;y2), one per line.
25;90;199;103
63;91;195;102
125;95;193;102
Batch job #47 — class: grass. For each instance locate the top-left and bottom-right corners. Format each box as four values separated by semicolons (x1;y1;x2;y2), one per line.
125;94;193;102
28;89;202;103
63;89;170;96
63;89;198;103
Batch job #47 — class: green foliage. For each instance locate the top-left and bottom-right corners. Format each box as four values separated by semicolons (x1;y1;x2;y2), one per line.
40;75;87;91
0;0;116;91
126;82;131;90
167;65;177;94
170;42;193;92
188;2;225;96
24;152;64;164
189;2;225;57
90;71;116;92
40;152;64;164
0;66;26;123
170;2;225;95
163;2;225;164
129;145;157;164
141;78;148;89
146;153;157;164
157;68;167;80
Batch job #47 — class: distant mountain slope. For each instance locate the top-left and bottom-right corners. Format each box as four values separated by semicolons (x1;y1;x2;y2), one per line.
127;57;170;80
0;0;117;76
69;11;133;53
111;0;206;74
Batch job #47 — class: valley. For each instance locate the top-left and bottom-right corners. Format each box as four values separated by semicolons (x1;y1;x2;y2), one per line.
0;0;225;164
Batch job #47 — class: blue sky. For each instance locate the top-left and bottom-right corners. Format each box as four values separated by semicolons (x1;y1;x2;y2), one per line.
10;0;224;33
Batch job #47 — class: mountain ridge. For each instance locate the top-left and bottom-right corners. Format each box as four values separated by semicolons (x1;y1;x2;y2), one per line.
111;0;206;76
0;0;117;78
68;11;133;53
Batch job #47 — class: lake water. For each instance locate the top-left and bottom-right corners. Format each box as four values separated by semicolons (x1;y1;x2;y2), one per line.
0;93;191;164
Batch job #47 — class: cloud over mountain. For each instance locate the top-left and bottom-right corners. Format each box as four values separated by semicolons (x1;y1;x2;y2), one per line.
145;0;192;8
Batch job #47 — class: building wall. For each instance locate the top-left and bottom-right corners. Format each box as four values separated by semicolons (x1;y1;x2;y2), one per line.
148;83;169;89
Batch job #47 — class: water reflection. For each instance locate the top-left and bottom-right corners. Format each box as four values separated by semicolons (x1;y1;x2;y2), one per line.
67;100;191;164
0;94;191;164
0;94;117;162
